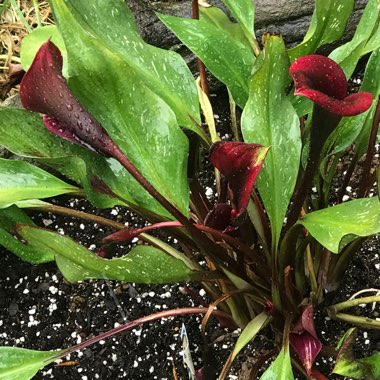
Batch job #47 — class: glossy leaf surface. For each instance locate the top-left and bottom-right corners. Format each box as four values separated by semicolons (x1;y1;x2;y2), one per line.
53;0;200;133
51;0;190;216
260;346;294;380
329;0;380;78
0;346;62;380
0;206;53;264
289;0;354;61
298;198;380;253
158;6;255;107
221;0;256;40
241;36;301;248
18;226;202;284
0;107;169;216
0;159;78;208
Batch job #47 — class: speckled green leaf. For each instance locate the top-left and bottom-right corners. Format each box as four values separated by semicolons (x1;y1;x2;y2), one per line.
329;0;380;78
298;198;380;254
289;0;354;61
20;25;67;75
18;225;202;284
354;48;380;158
333;328;380;379
0;206;53;264
221;0;256;41
158;6;255;107
51;0;191;216
0;346;62;380
260;345;294;380
0;159;78;208
53;0;200;135
241;36;301;249
0;107;170;217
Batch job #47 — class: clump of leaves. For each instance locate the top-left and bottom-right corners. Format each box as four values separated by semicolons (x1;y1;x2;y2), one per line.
0;0;379;379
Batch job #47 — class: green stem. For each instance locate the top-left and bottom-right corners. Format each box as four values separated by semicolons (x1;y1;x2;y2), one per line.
10;0;32;32
329;295;380;313
32;0;41;28
328;313;380;330
26;203;124;230
192;0;209;97
227;88;239;141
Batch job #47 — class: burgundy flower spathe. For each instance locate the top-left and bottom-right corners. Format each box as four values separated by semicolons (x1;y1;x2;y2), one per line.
210;142;269;218
20;40;117;157
289;54;373;116
290;305;322;375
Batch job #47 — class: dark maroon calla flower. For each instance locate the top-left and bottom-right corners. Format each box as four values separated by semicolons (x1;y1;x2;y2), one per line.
290;305;322;376
210;142;269;218
289;54;373;116
20;40;118;157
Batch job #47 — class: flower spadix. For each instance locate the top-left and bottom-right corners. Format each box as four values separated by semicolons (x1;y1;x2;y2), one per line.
210;142;270;218
290;54;373;116
20;40;118;157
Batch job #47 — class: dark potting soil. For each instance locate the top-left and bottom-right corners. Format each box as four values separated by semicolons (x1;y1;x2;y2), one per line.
0;89;379;380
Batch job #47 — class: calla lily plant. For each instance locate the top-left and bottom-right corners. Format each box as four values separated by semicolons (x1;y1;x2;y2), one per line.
0;0;379;379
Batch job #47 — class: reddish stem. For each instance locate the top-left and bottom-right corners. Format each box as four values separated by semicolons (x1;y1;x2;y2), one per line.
52;307;233;360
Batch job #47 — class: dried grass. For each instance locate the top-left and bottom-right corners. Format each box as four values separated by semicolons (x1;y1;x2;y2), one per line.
0;0;53;98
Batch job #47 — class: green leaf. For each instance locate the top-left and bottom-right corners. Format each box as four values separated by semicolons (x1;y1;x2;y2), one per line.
0;206;53;263
329;0;380;78
231;312;270;361
18;225;203;284
0;107;170;216
0;159;78;208
354;49;380;158
157;6;255;108
51;0;201;136
333;328;380;379
289;0;355;61
0;346;62;380
241;36;301;249
51;0;191;216
220;0;256;41
260;345;294;380
298;198;380;254
20;25;67;75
